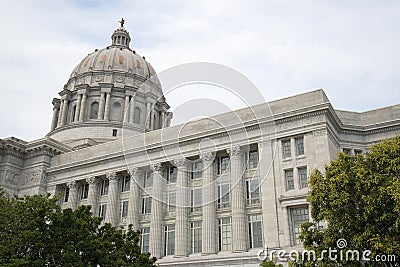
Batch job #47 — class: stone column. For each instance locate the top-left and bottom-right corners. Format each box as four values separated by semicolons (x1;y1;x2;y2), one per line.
105;172;120;225
57;99;64;127
174;158;190;257
149;163;165;259
129;94;135;124
75;94;82;122
123;95;130;123
160;110;166;128
86;177;99;216
228;146;248;252
79;92;87;121
60;99;69;126
50;100;60;130
127;168;142;230
67;181;79;210
104;92;111;121
98;92;106;120
201;152;217;254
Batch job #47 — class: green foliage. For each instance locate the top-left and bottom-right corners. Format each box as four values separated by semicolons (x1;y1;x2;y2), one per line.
0;191;156;267
296;135;400;266
260;260;284;267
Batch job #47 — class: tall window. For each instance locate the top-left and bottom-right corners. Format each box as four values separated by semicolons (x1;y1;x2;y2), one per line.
133;107;141;124
191;221;202;254
166;166;177;184
248;150;259;169
298;167;308;189
164;224;175;256
191;160;203;179
218;217;232;251
248;214;263;248
290;206;309;245
121;200;129;218
166;192;176;211
282;140;291;158
142;196;152;214
217;155;230;175
121;175;130;192
61;186;69;203
90;102;99;119
217;183;230;209
100;179;109;196
143;171;153;188
80;183;89;200
295;137;304;156
285;169;294;191
191;187;202;213
246;178;260;205
71;106;76;122
141;227;150;253
110;102;122;121
98;203;107;220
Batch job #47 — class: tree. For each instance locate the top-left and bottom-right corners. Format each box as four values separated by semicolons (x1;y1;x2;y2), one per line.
295;135;400;266
0;191;157;267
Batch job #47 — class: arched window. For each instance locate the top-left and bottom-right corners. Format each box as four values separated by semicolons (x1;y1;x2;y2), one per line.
133;107;141;124
71;106;76;122
110;102;122;121
90;102;99;119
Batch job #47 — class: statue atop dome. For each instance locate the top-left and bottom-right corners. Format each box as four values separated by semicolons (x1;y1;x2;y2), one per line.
119;18;125;28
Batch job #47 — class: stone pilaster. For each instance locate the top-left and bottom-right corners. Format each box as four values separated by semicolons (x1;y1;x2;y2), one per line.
201;152;217;254
79;92;87;121
129;94;135;124
60;99;69;126
104;92;111;121
149;163;164;259
227;146;248;252
67;180;79;210
123;95;130;123
127;167;142;230
86;177;99;216
75;94;82;122
146;101;151;130
57;98;64;127
98;92;105;120
105;172;120;225
174;158;190;257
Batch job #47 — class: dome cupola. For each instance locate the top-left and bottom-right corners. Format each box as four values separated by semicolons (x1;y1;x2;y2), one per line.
47;20;172;149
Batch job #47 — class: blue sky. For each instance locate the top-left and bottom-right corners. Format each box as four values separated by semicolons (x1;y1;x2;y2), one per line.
0;0;399;140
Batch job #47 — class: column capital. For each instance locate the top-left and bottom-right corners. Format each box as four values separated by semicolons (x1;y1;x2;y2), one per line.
150;162;163;173
227;145;242;158
86;176;98;185
128;167;143;177
67;180;79;189
200;151;215;164
173;157;189;168
106;172;118;180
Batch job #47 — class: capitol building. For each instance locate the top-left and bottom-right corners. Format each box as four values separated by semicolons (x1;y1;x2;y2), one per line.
1;22;399;267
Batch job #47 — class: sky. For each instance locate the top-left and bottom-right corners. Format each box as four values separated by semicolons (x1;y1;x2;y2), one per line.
0;0;399;141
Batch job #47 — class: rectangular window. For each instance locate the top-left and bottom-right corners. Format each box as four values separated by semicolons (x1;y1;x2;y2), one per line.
166;192;176;211
285;169;294;191
164;224;175;256
191;160;203;179
80;183;89;200
282;140;291;159
290;206;309;245
298;167;308;189
217;183;230;209
217;155;230;175
100;179;109;196
167;166;177;184
142;196;152;214
62;186;69;203
354;149;363;155
248;150;259;169
248;214;263;248
112;129;118;137
98;203;107;220
141;227;150;253
191;187;202;213
191;221;202;254
121;200;129;218
343;148;352;155
246;178;260;205
143;171;153;188
295;137;304;156
218;217;232;251
121;175;131;192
